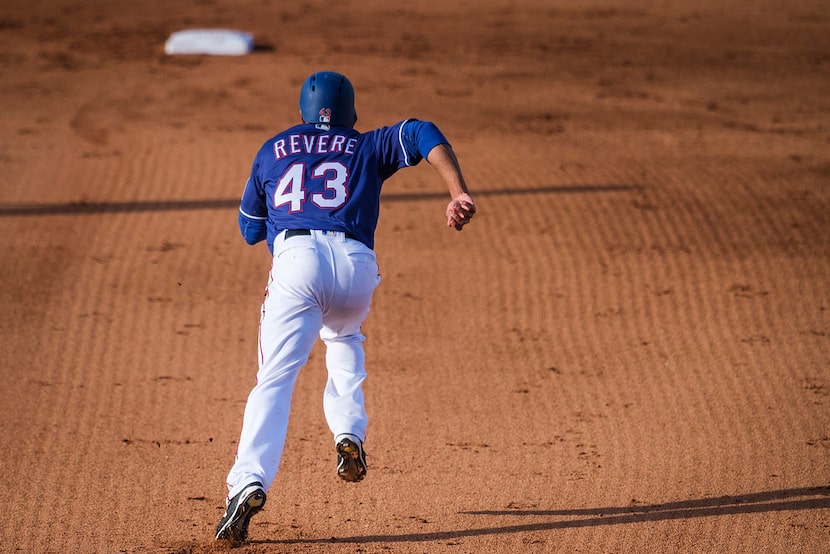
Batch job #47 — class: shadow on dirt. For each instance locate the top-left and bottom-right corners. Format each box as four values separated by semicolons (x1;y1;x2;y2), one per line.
259;486;830;546
0;185;639;217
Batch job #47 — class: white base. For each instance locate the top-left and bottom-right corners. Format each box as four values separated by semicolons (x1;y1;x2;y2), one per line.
164;29;254;56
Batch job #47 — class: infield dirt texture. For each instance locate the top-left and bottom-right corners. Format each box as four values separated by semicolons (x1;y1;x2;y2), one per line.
1;1;828;552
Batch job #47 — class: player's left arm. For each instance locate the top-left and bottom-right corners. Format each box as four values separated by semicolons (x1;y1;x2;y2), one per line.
425;143;476;231
399;120;476;230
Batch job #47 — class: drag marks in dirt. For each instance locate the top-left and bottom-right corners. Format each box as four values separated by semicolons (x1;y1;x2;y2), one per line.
467;150;830;524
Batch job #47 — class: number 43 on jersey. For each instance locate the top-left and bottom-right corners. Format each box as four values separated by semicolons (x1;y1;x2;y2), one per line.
274;161;350;213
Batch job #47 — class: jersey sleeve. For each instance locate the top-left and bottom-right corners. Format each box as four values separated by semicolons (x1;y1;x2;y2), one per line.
370;119;450;177
399;119;449;165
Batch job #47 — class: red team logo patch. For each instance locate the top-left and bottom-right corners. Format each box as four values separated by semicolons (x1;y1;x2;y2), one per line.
318;108;332;124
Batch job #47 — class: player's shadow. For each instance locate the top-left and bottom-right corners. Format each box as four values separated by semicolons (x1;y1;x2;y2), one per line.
254;485;830;546
0;184;638;217
380;183;639;202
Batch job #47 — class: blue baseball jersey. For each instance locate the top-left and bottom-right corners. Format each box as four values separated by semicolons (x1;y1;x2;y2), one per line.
238;119;448;252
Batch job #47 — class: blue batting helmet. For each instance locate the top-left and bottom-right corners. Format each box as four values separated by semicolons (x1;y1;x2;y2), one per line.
299;71;357;128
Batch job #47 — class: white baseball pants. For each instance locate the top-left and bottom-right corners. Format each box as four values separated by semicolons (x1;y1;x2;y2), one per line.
226;230;380;498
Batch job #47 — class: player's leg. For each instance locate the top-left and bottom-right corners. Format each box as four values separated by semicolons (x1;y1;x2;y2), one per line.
219;304;317;544
319;240;380;481
322;331;371;483
321;331;369;441
226;312;319;494
225;238;325;496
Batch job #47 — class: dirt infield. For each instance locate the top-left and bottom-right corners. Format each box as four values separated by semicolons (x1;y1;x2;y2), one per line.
1;1;828;552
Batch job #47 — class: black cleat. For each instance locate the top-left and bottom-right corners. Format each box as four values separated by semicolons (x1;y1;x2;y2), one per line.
215;481;266;544
336;437;367;482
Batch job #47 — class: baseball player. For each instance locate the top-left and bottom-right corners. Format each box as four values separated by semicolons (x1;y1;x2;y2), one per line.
215;70;476;544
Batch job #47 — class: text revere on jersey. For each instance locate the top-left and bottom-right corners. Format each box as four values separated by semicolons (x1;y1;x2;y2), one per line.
273;133;358;160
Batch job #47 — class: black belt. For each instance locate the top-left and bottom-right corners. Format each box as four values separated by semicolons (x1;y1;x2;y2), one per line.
285;229;359;241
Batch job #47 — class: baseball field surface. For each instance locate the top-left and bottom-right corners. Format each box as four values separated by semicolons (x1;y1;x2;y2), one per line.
1;0;828;552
